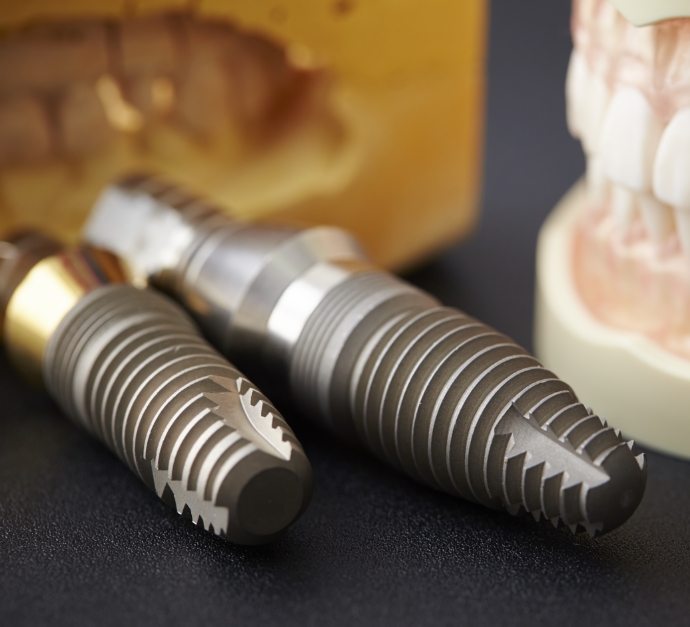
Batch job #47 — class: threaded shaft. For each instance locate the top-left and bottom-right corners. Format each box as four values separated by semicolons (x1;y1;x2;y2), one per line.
43;285;312;544
83;177;648;535
291;271;646;535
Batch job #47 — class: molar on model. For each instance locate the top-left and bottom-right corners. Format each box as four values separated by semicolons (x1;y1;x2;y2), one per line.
653;108;690;257
600;86;665;238
637;193;675;245
600;87;661;192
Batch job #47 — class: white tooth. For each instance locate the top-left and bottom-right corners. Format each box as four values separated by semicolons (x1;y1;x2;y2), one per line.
622;24;656;67
653;108;690;209
611;184;637;229
597;2;626;54
581;74;610;155
674;208;690;257
565;49;589;139
638;194;674;245
600;87;663;191
586;156;609;206
576;0;598;25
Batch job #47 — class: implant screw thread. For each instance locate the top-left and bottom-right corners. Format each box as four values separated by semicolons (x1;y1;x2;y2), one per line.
83;176;648;535
42;284;311;544
289;271;646;535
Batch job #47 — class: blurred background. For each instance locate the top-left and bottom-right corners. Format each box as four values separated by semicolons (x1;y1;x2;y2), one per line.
3;2;690;627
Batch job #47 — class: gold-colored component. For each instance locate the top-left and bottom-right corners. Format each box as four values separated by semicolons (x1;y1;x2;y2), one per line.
3;246;127;383
0;0;487;269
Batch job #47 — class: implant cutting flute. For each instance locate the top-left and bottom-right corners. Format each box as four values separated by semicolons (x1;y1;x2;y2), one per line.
0;231;312;545
85;175;648;535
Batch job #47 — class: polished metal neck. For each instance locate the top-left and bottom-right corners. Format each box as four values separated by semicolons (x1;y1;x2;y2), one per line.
86;175;369;374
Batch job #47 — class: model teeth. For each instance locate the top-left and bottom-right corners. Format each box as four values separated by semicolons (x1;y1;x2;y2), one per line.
653;109;690;208
580;74;611;155
567;42;690;252
0;15;322;162
566;2;690;263
653;108;690;257
600;87;662;191
673;208;690;258
611;183;637;229
585;156;609;206
595;1;627;53
654;108;690;255
638;193;675;245
569;0;690;361
566;49;589;139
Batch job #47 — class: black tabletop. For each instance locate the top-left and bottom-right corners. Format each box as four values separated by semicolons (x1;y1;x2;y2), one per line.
2;2;689;626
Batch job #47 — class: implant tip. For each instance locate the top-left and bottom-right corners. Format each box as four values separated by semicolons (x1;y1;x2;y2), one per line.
496;404;646;536
210;445;313;544
583;441;647;536
159;374;314;545
237;466;309;537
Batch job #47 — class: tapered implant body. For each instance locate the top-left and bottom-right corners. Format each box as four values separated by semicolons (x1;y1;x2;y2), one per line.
85;175;647;535
0;232;312;544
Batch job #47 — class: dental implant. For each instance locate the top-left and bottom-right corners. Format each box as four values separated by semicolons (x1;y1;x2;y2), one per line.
0;231;312;544
85;175;648;535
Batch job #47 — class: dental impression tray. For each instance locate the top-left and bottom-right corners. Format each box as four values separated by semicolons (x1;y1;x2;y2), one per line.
535;0;690;458
0;0;486;270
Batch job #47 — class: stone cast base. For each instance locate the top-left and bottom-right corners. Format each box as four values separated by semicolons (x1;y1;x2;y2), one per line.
534;180;690;459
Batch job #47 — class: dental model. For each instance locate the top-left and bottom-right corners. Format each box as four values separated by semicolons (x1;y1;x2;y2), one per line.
535;0;690;458
0;0;486;269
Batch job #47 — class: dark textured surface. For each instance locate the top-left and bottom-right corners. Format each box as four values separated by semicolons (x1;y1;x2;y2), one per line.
1;1;689;626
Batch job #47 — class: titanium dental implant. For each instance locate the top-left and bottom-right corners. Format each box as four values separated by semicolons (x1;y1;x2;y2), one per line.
85;175;648;535
0;231;312;545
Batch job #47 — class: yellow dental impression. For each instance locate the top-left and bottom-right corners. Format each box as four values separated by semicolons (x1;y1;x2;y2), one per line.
0;0;487;269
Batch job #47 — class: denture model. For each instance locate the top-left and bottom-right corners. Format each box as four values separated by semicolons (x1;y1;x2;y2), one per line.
0;0;486;269
535;0;690;458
